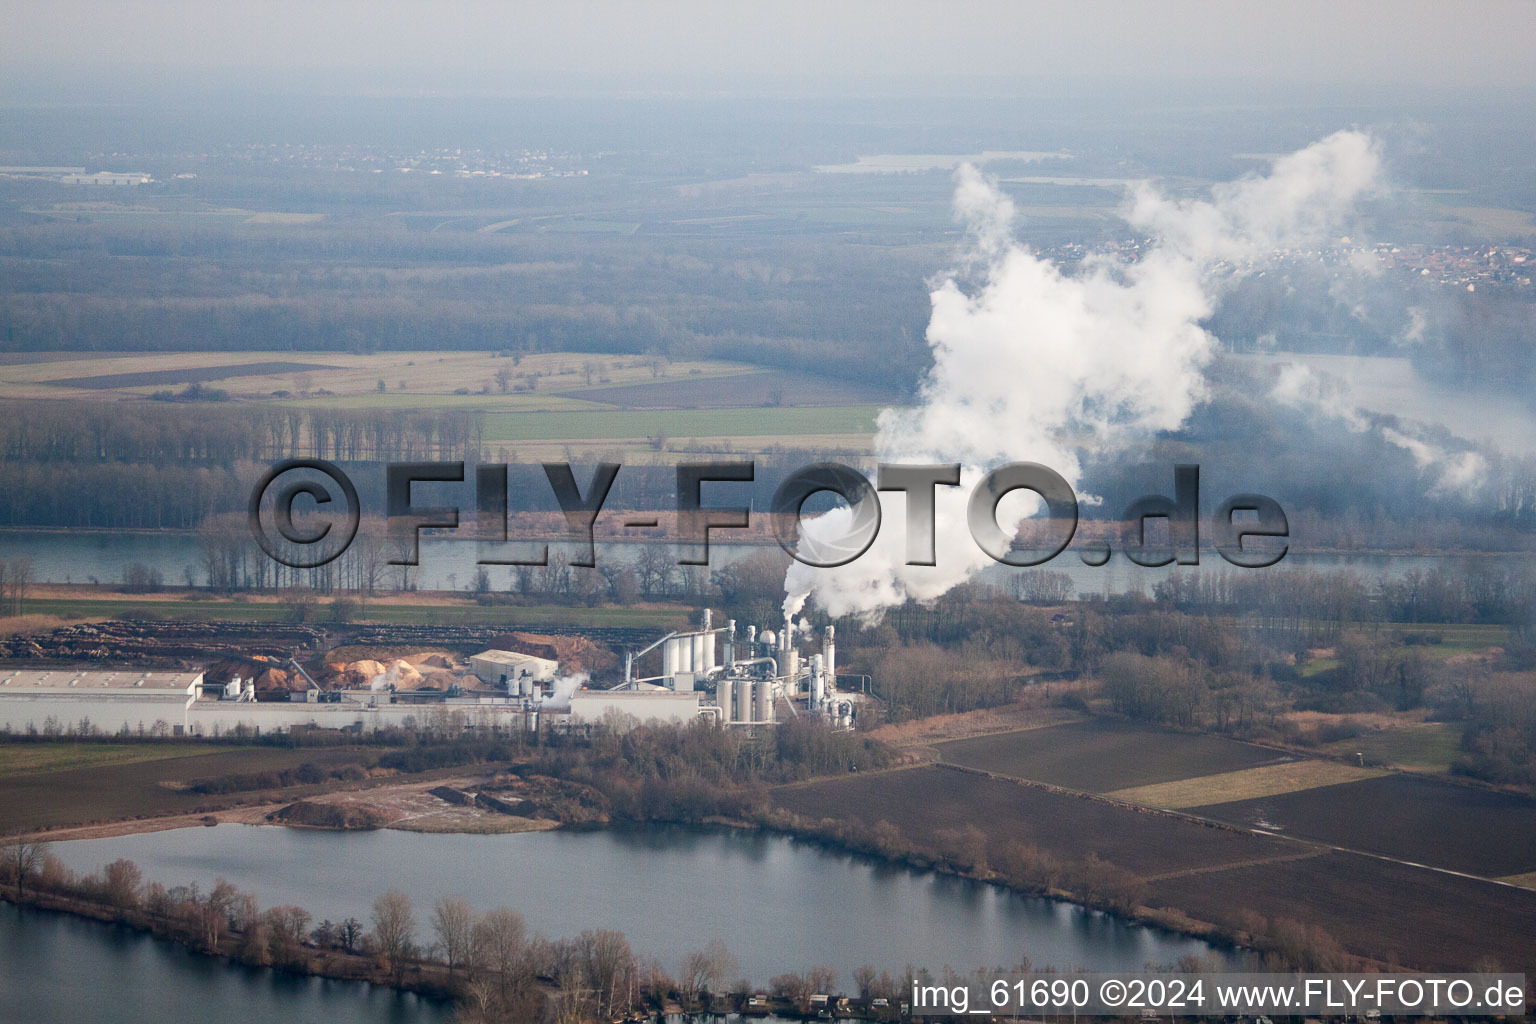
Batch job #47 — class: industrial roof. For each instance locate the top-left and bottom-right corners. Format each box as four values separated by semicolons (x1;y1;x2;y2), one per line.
471;650;557;666
0;669;202;694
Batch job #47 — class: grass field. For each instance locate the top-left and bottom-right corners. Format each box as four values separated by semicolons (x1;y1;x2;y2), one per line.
1104;761;1386;809
479;405;883;442
0;743;225;778
1319;721;1463;772
0;350;760;406
23;597;691;630
564;369;904;409
0;746;371;833
935;719;1293;793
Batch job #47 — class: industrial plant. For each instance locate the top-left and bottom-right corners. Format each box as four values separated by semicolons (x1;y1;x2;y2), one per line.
0;613;866;738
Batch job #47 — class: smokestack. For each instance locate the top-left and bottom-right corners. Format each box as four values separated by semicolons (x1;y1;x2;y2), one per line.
823;624;836;683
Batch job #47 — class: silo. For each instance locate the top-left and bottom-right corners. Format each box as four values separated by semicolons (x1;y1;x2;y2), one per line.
691;634;705;677
662;637;674;679
716;677;733;724
734;677;753;723
823;625;836;681
703;630;716;674
678;636;693;674
753;680;772;724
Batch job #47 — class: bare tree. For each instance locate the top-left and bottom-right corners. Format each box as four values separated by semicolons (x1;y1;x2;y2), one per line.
575;929;634;1020
1;838;48;897
102;858;143;909
472;906;527;996
680;938;738;1005
371;889;417;983
431;896;476;976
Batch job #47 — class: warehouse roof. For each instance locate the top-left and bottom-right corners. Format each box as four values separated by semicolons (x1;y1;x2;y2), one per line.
0;669;202;695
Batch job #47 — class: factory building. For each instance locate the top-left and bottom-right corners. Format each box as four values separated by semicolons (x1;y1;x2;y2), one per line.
470;650;558;691
59;170;153;185
0;615;872;738
0;669;202;735
614;610;863;731
567;688;706;726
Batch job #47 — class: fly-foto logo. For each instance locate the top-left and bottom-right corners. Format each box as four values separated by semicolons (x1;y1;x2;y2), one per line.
248;460;1288;572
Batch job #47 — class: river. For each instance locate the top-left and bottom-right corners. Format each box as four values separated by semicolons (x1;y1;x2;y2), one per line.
0;528;1491;597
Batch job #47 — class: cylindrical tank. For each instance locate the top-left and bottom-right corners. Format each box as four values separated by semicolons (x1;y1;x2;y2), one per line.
716;677;733;724
703;631;716;674
735;677;753;723
662;637;674;678
754;680;772;724
691;634;705;676
678;636;692;674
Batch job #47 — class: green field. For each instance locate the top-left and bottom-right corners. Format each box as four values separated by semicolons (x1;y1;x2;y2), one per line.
481;405;884;441
280;392;601;412
26;598;691;629
1321;722;1464;772
0;742;230;778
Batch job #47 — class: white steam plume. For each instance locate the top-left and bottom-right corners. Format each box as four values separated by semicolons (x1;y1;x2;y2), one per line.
784;131;1382;620
1270;361;1488;498
540;671;589;710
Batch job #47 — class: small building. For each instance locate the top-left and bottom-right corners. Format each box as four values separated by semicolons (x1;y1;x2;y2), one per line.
470;649;559;690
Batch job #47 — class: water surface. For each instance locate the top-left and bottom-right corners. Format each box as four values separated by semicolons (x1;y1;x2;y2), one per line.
52;823;1217;983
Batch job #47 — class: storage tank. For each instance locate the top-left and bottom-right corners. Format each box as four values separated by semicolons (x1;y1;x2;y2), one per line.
754;680;772;724
678;635;692;674
703;630;716;674
662;637;675;678
734;677;753;724
716;677;733;724
691;634;705;677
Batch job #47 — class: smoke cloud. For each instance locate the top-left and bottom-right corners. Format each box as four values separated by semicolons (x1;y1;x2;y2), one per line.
784;130;1383;620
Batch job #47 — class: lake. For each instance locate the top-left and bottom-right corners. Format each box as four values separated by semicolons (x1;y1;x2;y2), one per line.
49;823;1219;986
0;903;451;1024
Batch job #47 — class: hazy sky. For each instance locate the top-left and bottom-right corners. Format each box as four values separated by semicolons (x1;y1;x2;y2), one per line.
5;0;1535;94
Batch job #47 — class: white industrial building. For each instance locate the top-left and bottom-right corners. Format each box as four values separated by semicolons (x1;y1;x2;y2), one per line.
0;669;202;735
59;170;153;185
611;609;860;730
567;688;705;726
470;650;558;691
